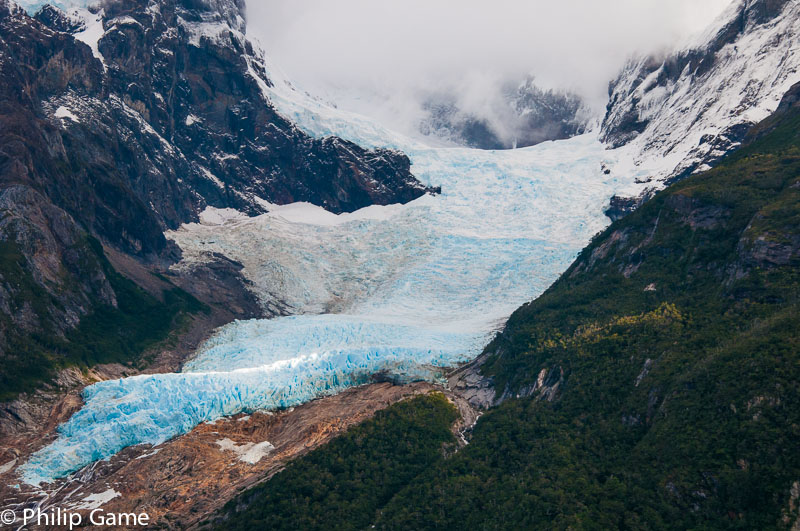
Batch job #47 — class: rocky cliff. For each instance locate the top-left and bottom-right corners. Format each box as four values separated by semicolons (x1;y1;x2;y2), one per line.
601;0;800;184
0;0;434;397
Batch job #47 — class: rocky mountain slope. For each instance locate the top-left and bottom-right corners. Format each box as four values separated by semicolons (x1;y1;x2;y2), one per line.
0;0;433;398
602;0;800;185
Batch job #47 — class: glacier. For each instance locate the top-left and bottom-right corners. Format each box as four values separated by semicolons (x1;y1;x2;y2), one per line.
14;0;94;15
17;0;800;487
21;316;482;485
19;52;656;487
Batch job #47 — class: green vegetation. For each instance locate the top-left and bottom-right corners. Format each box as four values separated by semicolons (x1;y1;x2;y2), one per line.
215;393;459;531
215;103;800;529
0;237;206;401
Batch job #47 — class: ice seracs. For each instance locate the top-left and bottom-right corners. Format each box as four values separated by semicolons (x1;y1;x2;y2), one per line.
20;315;482;484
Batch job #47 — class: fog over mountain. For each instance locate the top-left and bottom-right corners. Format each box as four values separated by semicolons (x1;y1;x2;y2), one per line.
247;0;733;142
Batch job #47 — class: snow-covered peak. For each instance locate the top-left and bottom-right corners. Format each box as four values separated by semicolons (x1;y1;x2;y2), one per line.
682;0;747;51
602;0;800;183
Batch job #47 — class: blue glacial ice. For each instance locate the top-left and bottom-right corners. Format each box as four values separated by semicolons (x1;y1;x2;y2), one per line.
14;0;93;14
21;316;481;485
19;64;654;486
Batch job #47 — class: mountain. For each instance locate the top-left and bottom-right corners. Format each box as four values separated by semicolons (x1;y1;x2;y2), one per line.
214;80;800;531
602;0;800;185
2;0;799;527
0;0;434;399
419;78;589;150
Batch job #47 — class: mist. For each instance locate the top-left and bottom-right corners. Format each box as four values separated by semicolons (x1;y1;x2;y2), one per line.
245;0;734;140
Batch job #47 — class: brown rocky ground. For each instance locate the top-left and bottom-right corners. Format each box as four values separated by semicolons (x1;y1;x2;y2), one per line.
0;245;480;530
0;381;475;530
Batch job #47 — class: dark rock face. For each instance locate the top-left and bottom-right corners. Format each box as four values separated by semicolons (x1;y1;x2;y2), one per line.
168;253;266;320
599;58;665;149
33;4;85;33
94;0;431;216
0;0;433;370
0;2;151;265
604;190;655;222
0;186;115;338
507;78;588;148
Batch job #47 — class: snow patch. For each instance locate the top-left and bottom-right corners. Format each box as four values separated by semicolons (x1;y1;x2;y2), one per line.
72;489;120;511
55;106;79;123
71;8;106;69
199;167;224;189
134;448;161;460
197;206;247;226
107;15;141;28
258;200;407;227
216;439;275;464
0;459;16;475
180;18;245;49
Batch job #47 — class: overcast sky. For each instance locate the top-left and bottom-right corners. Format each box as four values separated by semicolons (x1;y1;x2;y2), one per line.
246;1;734;133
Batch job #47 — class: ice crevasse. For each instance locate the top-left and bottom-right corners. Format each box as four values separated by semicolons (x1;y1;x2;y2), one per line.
19;61;653;486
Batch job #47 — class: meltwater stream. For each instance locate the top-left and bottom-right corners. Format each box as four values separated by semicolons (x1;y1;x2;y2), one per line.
20;76;649;486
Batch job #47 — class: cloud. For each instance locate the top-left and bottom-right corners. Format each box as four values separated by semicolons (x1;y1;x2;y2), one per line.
245;0;733;135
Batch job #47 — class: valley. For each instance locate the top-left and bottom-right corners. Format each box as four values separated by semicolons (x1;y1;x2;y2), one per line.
1;0;799;528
